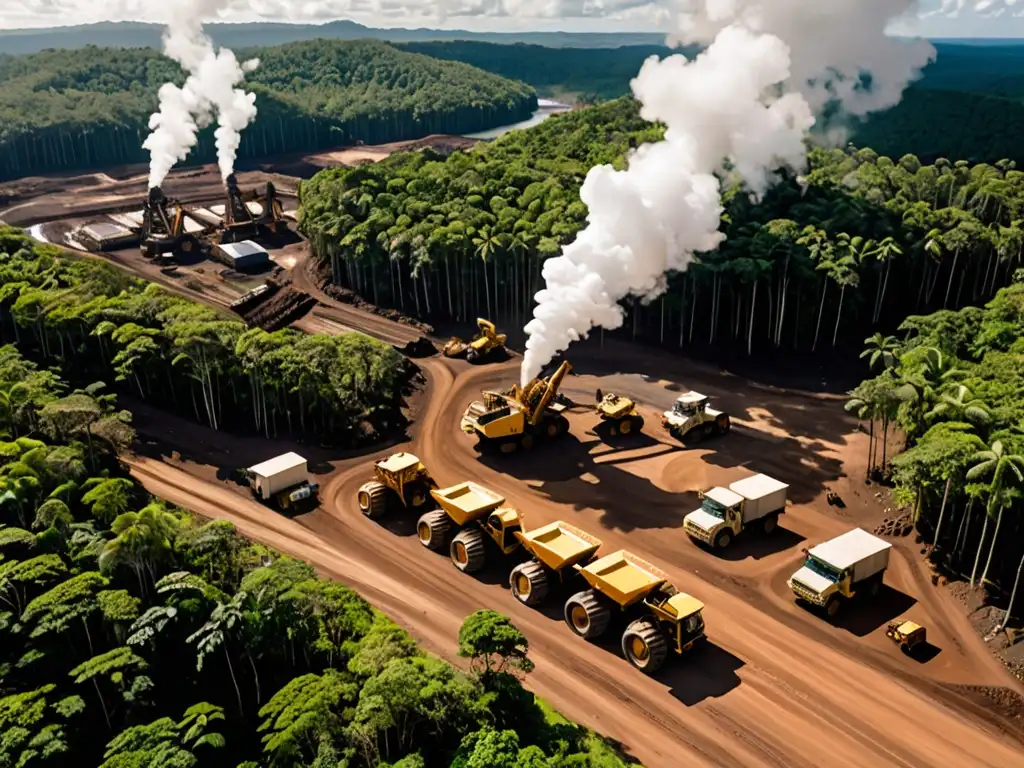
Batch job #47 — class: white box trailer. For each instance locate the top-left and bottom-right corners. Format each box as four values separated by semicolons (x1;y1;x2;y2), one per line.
684;472;789;549
788;528;892;617
247;452;318;511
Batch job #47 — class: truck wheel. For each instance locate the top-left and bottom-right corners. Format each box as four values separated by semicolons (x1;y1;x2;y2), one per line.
555;415;569;436
358;481;388;520
762;513;779;535
404;482;431;509
867;575;883;599
824;595;842;619
510;561;550;606
450;529;487;573
416;511;452;552
466;347;481;364
607;421;619;437
717;415;731;435
617;418;633;435
622;619;669;674
564;589;612;640
714;528;733;549
499;439;519;454
632;415;645;432
702;422;716;438
520;434;535;451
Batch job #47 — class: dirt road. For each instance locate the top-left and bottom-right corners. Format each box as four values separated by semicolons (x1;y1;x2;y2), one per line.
126;348;1024;768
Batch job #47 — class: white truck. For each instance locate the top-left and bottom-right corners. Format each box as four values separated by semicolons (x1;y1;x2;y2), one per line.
788;528;892;618
246;452;319;512
684;473;789;549
662;391;731;442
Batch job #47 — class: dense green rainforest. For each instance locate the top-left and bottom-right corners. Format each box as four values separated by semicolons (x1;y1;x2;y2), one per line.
299;97;1024;617
0;40;537;181
0;230;631;767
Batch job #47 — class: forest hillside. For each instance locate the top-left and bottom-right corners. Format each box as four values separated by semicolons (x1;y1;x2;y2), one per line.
0;39;537;181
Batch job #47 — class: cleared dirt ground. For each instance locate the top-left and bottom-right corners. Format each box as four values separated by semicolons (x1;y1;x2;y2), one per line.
125;342;1024;768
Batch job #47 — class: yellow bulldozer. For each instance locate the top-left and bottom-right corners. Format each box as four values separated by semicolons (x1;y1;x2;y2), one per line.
357;452;438;520
460;360;572;454
564;549;706;674
590;389;645;437
443;318;507;363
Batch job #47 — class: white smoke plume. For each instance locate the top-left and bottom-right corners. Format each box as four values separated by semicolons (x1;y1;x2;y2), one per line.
144;2;259;188
519;0;935;384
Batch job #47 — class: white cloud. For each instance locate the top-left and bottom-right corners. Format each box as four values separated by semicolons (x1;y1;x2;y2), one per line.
2;0;1024;33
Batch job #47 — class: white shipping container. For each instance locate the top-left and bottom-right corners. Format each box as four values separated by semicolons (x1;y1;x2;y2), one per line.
809;528;891;583
729;474;789;523
248;452;308;499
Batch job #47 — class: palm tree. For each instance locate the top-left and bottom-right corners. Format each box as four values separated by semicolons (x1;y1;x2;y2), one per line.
861;333;899;372
927;385;991;428
965;440;1024;586
866;237;903;324
99;502;180;596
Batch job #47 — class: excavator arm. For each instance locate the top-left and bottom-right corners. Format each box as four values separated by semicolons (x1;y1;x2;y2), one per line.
527;360;572;426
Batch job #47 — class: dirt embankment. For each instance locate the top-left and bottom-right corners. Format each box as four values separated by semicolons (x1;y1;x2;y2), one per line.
126;345;1024;768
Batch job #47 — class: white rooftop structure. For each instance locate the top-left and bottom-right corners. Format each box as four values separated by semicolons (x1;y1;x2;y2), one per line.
675;391;708;404
111;210;145;229
214;240;269;267
808;528;891;570
248;452;306;478
209;201;264;218
730;474;789;500
82;221;131;240
190;208;222;226
705;487;744;508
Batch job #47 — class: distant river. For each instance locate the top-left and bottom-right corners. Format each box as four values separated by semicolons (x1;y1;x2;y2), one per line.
464;99;572;140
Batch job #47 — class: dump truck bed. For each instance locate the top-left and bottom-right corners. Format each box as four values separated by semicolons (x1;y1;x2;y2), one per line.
430;481;506;526
579;549;670;607
810;528;891;582
516;521;602;571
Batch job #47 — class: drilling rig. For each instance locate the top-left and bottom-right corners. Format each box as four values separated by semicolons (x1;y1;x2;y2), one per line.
460;361;573;454
219;174;260;244
140;187;202;263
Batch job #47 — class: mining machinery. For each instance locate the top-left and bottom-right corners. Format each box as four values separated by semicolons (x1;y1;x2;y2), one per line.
140;186;201;263
218;174;287;244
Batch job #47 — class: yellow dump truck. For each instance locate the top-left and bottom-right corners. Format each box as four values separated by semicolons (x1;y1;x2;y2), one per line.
461;360;572;454
509;521;603;606
443;318;507;363
357;452;438;521
416;481;524;571
564;550;706;674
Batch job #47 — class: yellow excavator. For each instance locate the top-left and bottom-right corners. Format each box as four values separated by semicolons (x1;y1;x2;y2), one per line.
461;360;572;453
443;318;507;363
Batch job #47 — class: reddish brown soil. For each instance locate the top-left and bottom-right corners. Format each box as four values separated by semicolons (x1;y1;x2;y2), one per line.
125;347;1024;767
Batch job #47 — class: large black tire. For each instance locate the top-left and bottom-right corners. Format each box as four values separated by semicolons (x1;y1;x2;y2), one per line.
178;235;199;255
824;594;843;619
450;529;487;573
622;619;669;674
632;415;645;432
403;482;432;509
717;414;731;435
564;589;612;640
417;511;452;552
358;481;388;520
510;561;550;606
714;528;734;549
617;417;634;436
466;347;481;364
762;513;779;535
520;433;535;451
866;574;883;599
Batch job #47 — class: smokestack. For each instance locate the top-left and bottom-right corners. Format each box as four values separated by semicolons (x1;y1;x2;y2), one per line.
519;0;934;385
144;2;259;189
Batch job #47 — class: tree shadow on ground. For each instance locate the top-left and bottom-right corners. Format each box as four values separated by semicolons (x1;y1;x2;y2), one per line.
797;585;918;638
475;432;692;532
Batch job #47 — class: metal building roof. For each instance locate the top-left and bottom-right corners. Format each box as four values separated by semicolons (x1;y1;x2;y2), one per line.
215;240;268;262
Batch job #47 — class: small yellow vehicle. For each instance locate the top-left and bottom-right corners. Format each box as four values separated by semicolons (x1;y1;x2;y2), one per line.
592;389;644;437
886;620;927;653
443;318;507;363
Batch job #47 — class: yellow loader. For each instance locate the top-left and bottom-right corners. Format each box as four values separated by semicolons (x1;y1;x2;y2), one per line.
443;318;507;363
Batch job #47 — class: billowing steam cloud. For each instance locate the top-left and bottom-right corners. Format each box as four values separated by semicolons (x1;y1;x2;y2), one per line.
144;2;259;188
520;0;935;384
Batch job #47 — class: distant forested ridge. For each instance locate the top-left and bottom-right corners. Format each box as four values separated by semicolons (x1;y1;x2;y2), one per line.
395;40;1024;166
0;39;537;181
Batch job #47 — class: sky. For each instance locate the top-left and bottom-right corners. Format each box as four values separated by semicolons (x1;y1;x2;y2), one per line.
2;0;1024;35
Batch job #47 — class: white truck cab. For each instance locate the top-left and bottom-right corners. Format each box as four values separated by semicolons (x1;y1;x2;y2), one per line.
662;391;730;441
684;474;789;549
